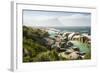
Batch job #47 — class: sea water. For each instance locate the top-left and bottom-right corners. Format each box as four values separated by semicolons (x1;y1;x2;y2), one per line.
54;26;91;35
48;26;91;38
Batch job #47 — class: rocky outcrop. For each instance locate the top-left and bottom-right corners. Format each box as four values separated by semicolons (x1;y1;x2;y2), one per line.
44;31;90;60
59;47;86;60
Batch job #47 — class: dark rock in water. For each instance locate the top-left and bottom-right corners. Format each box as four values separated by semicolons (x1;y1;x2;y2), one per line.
72;47;80;51
76;52;86;59
61;42;68;48
67;41;73;47
78;52;86;55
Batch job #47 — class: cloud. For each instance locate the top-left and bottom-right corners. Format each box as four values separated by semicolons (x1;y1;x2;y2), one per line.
23;11;91;27
58;14;91;27
23;15;63;27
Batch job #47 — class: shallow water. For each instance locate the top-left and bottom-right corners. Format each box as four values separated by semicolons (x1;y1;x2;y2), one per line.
71;41;91;53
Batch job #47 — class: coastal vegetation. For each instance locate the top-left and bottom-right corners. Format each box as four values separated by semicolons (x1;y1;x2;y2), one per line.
23;25;91;62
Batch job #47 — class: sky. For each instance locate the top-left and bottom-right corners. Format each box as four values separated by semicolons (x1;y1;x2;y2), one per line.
23;10;91;27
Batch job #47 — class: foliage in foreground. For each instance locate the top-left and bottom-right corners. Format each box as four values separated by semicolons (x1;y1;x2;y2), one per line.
23;26;63;62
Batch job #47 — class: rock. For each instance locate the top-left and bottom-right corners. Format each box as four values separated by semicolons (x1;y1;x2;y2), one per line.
44;37;54;46
78;52;86;55
68;32;80;40
68;51;80;60
72;47;80;52
67;41;74;47
23;48;29;56
64;51;71;55
59;47;86;60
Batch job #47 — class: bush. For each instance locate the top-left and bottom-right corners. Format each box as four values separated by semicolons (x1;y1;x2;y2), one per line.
23;26;51;62
32;50;59;62
23;56;30;62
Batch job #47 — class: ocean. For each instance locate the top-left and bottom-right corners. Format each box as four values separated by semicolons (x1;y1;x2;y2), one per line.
54;26;91;35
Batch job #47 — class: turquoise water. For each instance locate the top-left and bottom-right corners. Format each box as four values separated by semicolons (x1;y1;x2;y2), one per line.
71;41;91;59
71;41;91;53
48;31;58;38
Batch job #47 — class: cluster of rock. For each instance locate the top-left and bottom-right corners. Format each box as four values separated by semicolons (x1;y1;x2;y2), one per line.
44;30;91;60
59;47;86;60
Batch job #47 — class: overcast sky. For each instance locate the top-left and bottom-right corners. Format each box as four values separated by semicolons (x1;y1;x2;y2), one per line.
23;10;91;27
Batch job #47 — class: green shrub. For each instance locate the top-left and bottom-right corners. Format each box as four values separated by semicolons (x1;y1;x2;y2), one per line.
32;50;59;62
